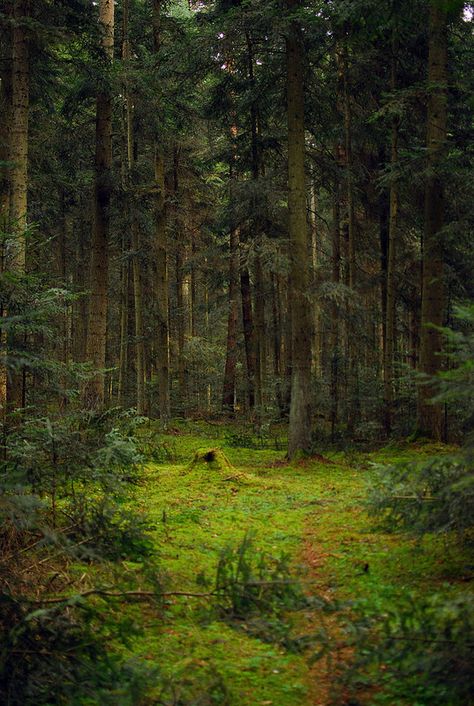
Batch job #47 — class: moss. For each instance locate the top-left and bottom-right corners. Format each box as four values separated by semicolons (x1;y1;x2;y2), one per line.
104;426;468;705
188;446;234;471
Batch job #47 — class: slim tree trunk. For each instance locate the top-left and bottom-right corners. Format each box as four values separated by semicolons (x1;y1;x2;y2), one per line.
383;33;399;437
172;147;188;413
340;37;358;436
309;177;320;376
222;222;240;413
254;253;265;413
240;260;256;411
271;271;284;417
330;171;341;440
417;3;448;440
0;7;12;417
246;30;266;416
7;0;30;412
287;0;312;458
123;0;145;415
153;0;170;421
117;236;129;407
84;0;114;409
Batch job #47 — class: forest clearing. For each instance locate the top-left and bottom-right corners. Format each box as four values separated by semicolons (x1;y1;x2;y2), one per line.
1;0;473;703
5;419;472;705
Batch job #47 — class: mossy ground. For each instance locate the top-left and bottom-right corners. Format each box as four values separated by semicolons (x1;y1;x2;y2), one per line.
99;423;470;704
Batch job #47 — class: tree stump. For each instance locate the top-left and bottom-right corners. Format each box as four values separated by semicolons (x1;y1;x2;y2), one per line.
188;447;234;472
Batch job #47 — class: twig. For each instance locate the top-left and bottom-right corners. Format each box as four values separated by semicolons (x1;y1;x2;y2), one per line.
27;588;213;604
24;578;320;606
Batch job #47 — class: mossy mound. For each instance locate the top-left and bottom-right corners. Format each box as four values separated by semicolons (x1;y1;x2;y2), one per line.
187;447;252;483
189;447;233;471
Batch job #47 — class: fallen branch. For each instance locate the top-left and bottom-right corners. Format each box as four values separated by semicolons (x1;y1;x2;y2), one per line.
22;577;321;606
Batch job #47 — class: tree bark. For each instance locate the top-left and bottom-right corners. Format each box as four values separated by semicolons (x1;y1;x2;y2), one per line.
7;0;30;413
340;37;358;437
286;0;312;458
417;3;448;440
0;5;12;417
123;0;145;415
153;0;170;421
83;0;114;409
383;32;399;437
222;222;240;413
330;167;341;441
240;261;256;412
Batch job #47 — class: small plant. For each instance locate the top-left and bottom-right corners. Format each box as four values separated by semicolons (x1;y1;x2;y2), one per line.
198;532;328;649
334;591;474;706
0;594;158;706
223;429;257;449
367;306;474;544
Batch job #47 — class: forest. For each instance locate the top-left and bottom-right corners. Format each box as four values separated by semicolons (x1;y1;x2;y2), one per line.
0;0;473;704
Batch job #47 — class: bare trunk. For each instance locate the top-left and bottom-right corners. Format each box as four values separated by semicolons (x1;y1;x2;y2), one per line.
153;0;170;421
0;8;12;417
383;35;399;437
330;173;341;440
222;224;240;413
240;261;256;411
309;178;320;376
254;253;265;413
417;3;447;441
7;0;30;413
339;37;357;436
123;0;145;415
84;0;114;409
117;237;129;407
287;0;312;458
271;271;284;417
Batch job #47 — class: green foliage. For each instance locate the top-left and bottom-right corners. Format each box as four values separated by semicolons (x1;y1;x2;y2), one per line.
367;453;474;540
338;591;474;706
0;594;157;706
0;408;158;703
196;532;327;651
337;307;474;704
367;306;474;542
223;429;257;448
211;531;311;620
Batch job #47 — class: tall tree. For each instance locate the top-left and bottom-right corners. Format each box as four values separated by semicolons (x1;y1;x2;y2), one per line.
7;0;30;412
152;0;170;421
286;0;312;458
383;20;400;437
417;0;448;440
83;0;114;409
122;0;146;415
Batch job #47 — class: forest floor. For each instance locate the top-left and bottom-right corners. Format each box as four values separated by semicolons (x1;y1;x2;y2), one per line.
86;422;468;705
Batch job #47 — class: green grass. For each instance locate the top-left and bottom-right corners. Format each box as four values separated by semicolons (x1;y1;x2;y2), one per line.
102;425;471;705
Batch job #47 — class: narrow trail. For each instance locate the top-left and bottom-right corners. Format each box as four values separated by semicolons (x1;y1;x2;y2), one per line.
128;431;452;705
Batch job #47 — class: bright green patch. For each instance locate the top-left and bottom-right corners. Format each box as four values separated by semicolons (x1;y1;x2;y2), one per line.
109;430;471;704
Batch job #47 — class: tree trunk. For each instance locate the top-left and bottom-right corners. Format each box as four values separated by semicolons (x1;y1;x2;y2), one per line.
240;261;256;411
222;223;240;413
83;0;114;409
340;37;358;437
123;0;145;415
245;30;266;417
309;177;320;376
0;6;12;417
330;170;341;441
153;0;170;421
417;3;448;440
254;253;265;414
117;236;129;407
271;271;284;417
7;0;30;413
383;34;399;437
286;0;312;458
